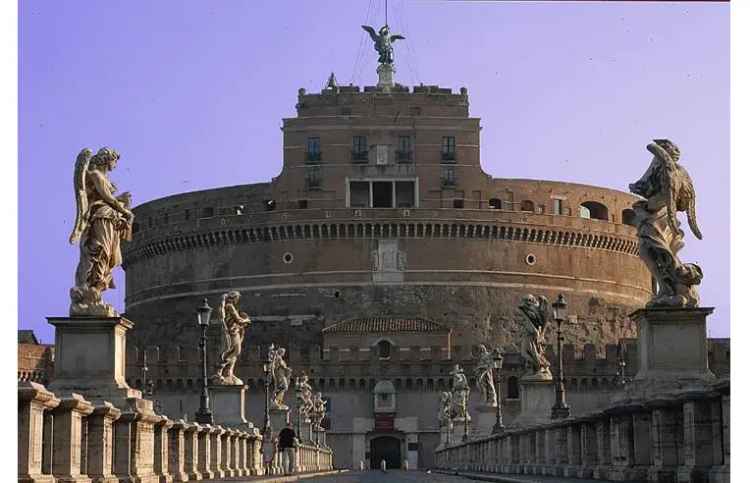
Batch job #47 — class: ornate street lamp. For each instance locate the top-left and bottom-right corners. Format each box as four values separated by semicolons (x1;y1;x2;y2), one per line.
262;348;273;436
195;298;214;424
551;294;570;419
492;348;505;434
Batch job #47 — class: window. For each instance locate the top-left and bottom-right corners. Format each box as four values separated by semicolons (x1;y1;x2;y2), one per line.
622;208;636;226
306;137;321;162
441;136;456;161
184;209;191;220
264;200;276;211
520;200;535;212
395;181;415;208
297;200;308;209
453;199;465;209
552;199;563;215
305;166;321;190
489;198;502;209
233;205;245;215
397;136;412;162
378;340;392;359
200;207;214;218
441;166;456;187
580;201;609;221
372;182;393;208
352;136;368;161
350;182;370;208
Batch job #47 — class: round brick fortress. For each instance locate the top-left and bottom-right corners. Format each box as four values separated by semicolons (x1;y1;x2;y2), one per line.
122;84;651;368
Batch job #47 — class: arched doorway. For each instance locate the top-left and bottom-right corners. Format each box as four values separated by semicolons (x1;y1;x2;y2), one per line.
370;436;401;469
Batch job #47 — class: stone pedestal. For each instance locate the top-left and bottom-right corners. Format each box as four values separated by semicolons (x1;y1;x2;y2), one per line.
474;405;497;437
47;317;141;407
514;377;554;426
270;407;290;432
209;384;252;429
632;308;716;385
451;416;471;443
377;63;395;91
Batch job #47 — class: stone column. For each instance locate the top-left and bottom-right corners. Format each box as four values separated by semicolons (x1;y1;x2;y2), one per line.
679;398;718;483
152;416;173;483
86;402;121;483
708;391;730;483
235;432;248;477
167;420;189;483
564;424;581;477
51;393;94;483
632;410;653;475
250;431;264;475
543;428;555;476
19;381;60;483
220;427;234;477
196;424;213;480
553;425;568;477
609;412;648;481
182;422;201;480
534;430;546;475
579;421;596;479
208;426;225;479
593;418;611;480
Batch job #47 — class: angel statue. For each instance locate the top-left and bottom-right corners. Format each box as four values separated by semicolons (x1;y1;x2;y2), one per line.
629;139;704;308
311;392;327;431
449;364;470;420
438;391;453;427
361;24;405;65
518;294;553;381
473;344;499;407
69;147;134;317
295;373;314;419
212;291;252;385
269;344;292;410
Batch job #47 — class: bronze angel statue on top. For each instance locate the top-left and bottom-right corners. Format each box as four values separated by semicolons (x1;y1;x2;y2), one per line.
69;147;134;317
629;139;703;308
361;24;405;65
213;291;252;385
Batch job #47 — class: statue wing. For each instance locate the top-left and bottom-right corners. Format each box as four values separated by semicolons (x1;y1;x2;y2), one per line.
687;189;702;240
69;148;92;244
537;295;550;329
390;34;405;42
361;25;379;43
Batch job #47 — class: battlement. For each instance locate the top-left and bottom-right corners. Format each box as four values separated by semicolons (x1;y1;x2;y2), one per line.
293;83;470;118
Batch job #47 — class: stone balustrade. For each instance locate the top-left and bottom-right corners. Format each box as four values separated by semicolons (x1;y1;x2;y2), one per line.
435;380;729;483
19;380;335;482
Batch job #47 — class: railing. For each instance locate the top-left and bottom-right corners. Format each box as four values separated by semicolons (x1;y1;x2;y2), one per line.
18;381;333;482
435;380;729;482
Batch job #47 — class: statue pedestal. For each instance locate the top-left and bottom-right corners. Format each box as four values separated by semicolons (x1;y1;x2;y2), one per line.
514;377;554;426
270;407;290;431
209;384;253;429
377;63;395;91
451;416;471;443
633;307;716;384
474;405;497;437
47;316;141;407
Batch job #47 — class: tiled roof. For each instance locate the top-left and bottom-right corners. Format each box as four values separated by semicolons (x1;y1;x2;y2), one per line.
322;317;450;334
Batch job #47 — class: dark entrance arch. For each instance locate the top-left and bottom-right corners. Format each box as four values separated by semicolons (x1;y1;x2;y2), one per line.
370;436;401;469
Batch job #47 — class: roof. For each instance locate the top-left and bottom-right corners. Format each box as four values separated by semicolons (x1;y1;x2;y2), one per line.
18;330;40;345
322;317;450;334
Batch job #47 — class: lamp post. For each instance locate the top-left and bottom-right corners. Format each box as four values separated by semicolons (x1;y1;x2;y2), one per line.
491;349;505;434
551;294;570;419
262;349;272;436
195;298;214;424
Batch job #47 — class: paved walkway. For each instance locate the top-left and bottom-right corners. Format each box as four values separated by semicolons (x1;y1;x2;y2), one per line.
303;470;476;481
434;470;616;483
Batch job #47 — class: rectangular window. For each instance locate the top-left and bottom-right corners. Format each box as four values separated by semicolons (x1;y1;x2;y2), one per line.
184;209;191;220
441;136;456;161
200;207;214;218
306;137;321;162
397;136;412;162
395;181;415;208
305;166;321;190
298;200;308;209
350;181;370;208
441;166;456;187
553;199;563;215
352;136;368;161
372;181;393;208
453;199;465;209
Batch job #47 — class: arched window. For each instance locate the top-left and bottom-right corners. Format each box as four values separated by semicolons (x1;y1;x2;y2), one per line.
579;201;609;221
520;200;535;212
622;208;636;226
378;340;392;359
506;376;520;399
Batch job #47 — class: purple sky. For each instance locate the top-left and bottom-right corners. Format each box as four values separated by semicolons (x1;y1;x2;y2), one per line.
19;1;729;343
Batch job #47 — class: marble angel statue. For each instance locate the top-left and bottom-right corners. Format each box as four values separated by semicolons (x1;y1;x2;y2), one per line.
269;344;292;410
518;294;553;380
213;291;252;385
311;392;327;430
474;344;499;407
69;147;134;317
438;391;453;426
629;139;703;307
295;373;315;419
449;364;470;420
